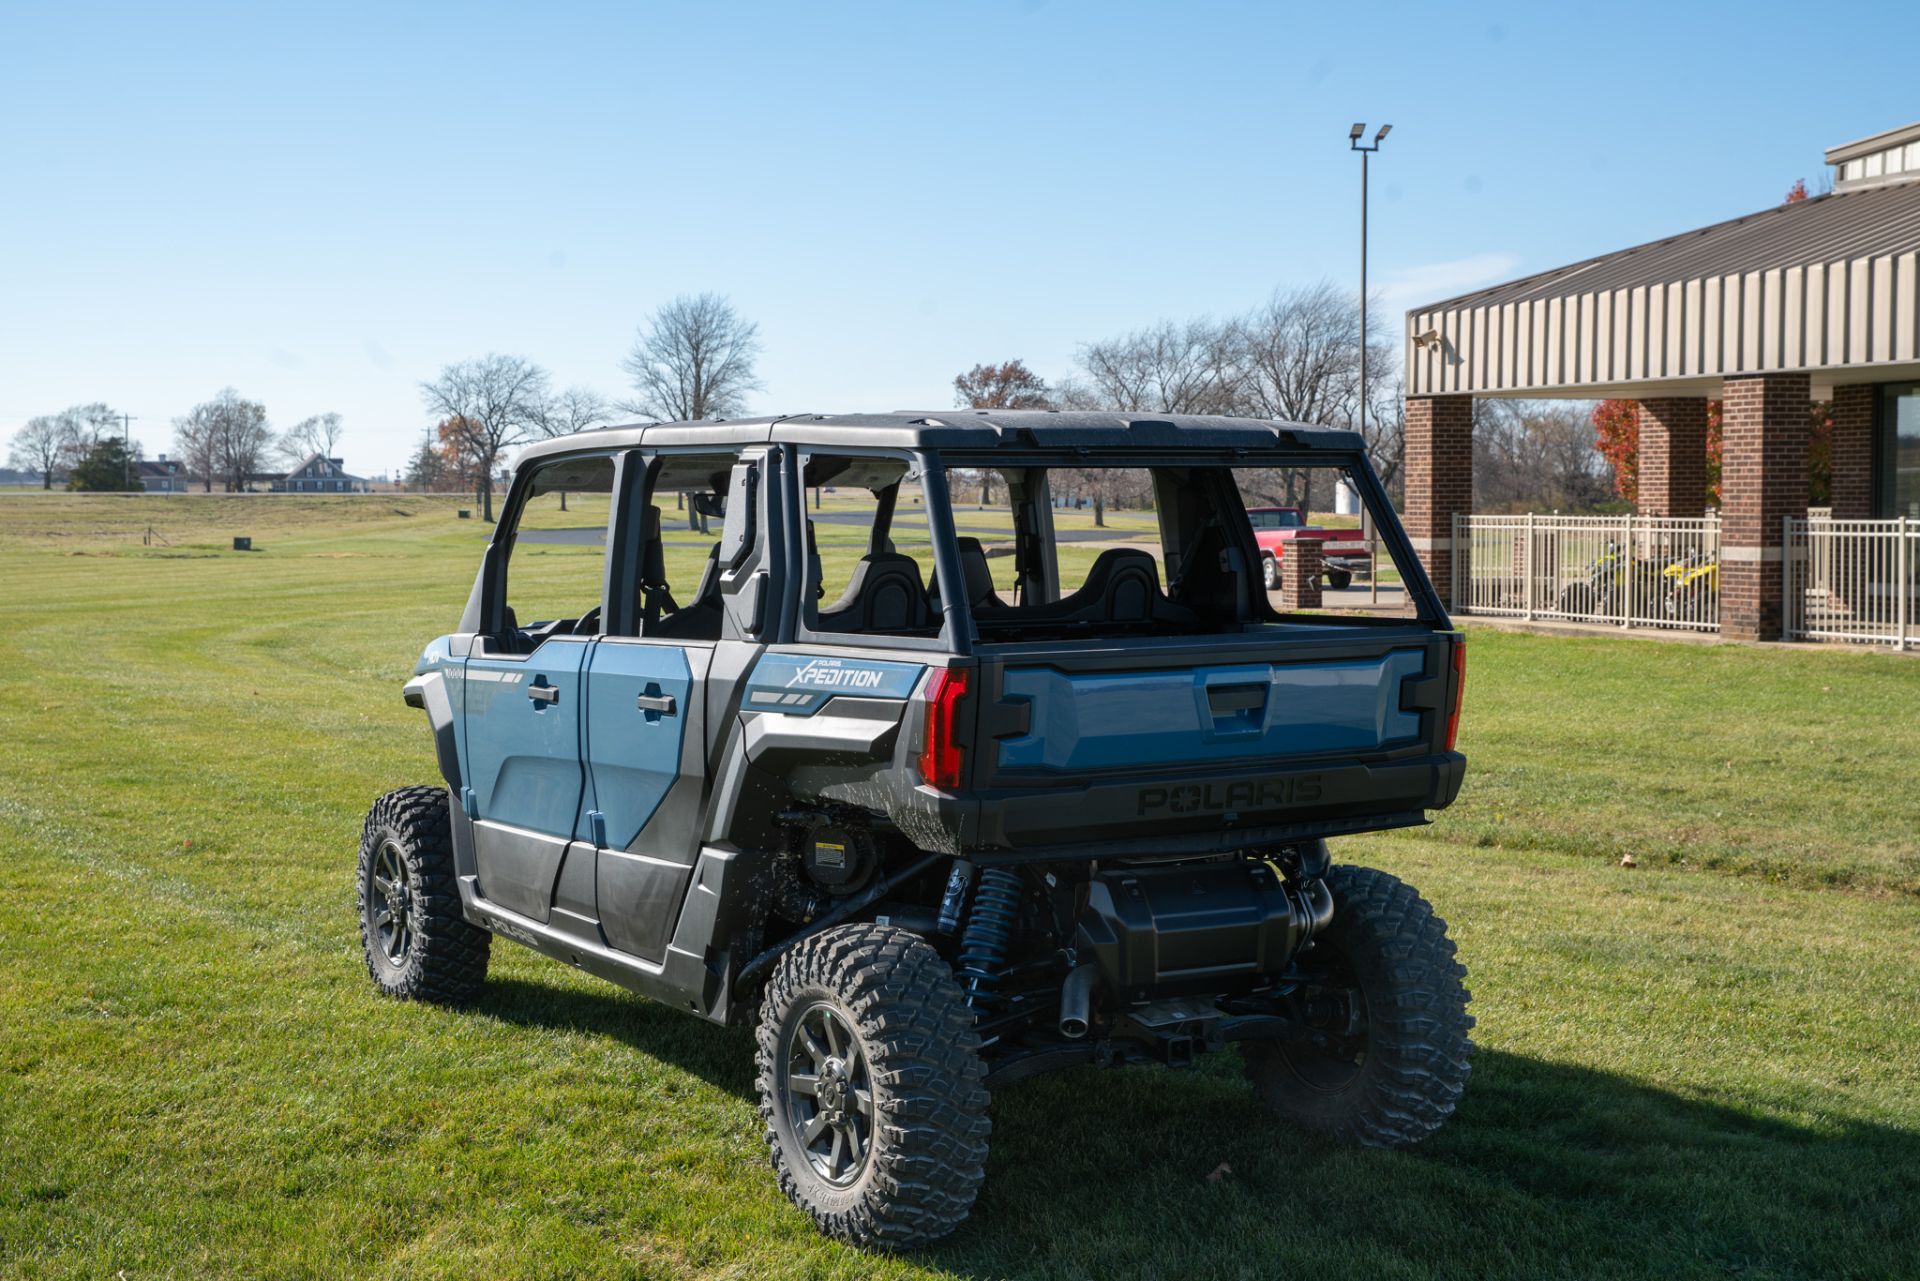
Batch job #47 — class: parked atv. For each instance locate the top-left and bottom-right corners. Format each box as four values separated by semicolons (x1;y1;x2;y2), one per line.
359;412;1473;1248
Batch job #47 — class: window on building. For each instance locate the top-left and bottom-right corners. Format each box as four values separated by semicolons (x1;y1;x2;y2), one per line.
1877;384;1920;519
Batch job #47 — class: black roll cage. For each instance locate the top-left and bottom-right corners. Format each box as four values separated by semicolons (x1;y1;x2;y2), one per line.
459;441;1446;655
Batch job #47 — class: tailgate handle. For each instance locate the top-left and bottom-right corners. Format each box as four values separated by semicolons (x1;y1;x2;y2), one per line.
1207;684;1267;716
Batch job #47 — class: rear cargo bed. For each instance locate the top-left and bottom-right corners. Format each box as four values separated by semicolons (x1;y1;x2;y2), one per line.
962;624;1465;856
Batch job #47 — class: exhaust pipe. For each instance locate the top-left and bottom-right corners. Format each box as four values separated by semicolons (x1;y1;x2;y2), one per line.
1295;877;1334;944
1058;963;1098;1039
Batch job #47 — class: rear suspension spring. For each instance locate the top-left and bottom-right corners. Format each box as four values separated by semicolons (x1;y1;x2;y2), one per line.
955;867;1023;1009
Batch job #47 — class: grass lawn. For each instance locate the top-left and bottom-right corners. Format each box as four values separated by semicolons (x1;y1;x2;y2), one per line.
1;494;1917;1280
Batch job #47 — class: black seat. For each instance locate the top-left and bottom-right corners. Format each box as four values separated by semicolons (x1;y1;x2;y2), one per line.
928;537;1006;613
1034;548;1198;626
651;543;723;639
817;552;933;633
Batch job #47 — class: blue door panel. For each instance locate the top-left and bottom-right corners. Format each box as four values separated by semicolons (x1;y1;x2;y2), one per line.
462;637;590;838
583;642;695;849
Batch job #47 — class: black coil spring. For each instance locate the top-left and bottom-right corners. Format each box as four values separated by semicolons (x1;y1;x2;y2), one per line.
955;867;1023;1007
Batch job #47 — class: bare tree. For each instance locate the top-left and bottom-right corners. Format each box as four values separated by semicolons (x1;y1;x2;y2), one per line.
278;412;345;468
1074;317;1243;414
8;416;67;488
622;293;761;422
1473;401;1610;512
953;360;1054;409
420;354;552;521
173;406;218;491
173;389;271;491
535;385;614;439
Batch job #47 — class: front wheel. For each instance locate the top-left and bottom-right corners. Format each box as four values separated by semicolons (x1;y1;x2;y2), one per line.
755;924;990;1249
357;786;490;1004
1243;864;1472;1147
1262;553;1278;590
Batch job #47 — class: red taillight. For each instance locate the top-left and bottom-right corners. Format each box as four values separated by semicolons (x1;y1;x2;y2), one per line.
1444;641;1467;752
917;666;970;791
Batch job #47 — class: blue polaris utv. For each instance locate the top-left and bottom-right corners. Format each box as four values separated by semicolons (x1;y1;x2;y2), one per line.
358;411;1471;1248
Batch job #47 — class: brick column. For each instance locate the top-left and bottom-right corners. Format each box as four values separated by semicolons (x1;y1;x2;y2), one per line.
1829;384;1875;519
1403;395;1474;607
1637;397;1710;517
1720;373;1810;641
1279;538;1323;610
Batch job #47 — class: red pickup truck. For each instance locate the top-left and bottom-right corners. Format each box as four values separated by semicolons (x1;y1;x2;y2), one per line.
1247;506;1371;590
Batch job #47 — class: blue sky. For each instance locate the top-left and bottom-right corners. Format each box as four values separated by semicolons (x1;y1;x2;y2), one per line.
2;0;1912;476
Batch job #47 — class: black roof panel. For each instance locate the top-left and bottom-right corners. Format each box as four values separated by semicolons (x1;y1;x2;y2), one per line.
515;410;1362;469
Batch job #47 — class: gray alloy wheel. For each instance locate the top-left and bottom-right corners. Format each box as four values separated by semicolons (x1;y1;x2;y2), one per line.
776;999;877;1187
368;837;415;965
1262;553;1279;590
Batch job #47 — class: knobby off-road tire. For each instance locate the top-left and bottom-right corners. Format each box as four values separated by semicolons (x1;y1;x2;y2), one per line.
755;923;990;1249
1244;864;1472;1147
357;786;490;1005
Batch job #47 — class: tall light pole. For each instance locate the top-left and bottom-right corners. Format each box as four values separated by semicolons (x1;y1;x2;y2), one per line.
1349;122;1390;438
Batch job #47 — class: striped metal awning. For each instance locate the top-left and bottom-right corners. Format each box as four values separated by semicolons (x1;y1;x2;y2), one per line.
1405;177;1920;399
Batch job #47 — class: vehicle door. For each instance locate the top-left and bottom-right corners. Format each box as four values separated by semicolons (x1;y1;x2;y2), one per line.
583;447;772;963
460;453;616;924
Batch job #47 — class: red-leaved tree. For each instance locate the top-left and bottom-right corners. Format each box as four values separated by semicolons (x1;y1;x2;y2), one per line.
1594;397;1838;509
1593;399;1640;502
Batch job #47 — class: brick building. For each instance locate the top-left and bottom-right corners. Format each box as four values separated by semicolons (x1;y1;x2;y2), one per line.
1403;121;1920;641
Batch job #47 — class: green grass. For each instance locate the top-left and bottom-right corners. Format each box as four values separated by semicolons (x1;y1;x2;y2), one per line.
1;494;1917;1280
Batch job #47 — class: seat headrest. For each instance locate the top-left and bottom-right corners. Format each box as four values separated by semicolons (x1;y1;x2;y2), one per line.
954;537;1000;608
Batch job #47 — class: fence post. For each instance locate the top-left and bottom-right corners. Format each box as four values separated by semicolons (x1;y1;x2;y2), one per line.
1451;512;1461;612
1621;513;1633;628
1782;516;1794;643
1900;517;1911;652
1524;511;1535;621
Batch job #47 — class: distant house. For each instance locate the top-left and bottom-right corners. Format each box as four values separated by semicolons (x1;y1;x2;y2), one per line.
136;455;189;492
273;453;363;493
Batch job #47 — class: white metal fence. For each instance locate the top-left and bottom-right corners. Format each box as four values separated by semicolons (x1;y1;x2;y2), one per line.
1452;513;1722;632
1784;517;1917;650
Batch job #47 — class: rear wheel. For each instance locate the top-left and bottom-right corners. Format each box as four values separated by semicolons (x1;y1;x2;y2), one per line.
755;924;990;1248
357;786;490;1004
1243;864;1472;1147
1326;568;1354;591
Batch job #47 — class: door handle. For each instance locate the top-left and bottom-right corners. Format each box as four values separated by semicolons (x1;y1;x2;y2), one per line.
636;692;677;715
528;683;560;705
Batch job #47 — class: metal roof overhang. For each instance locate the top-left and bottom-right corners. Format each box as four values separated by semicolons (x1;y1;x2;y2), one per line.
1405;177;1920;400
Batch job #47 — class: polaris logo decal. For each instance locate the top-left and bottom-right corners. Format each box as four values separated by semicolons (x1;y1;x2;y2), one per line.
787;659;888;691
1137;775;1323;816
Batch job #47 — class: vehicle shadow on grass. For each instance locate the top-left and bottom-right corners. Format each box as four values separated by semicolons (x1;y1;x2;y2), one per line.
476;978;1917;1280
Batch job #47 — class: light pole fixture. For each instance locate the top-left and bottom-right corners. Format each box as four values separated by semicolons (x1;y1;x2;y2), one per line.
1350;122;1390;439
